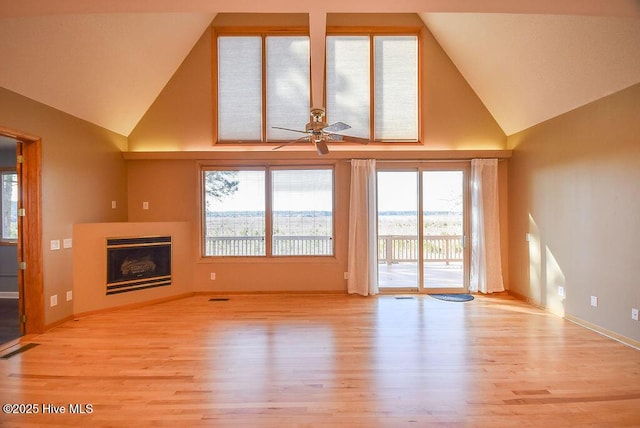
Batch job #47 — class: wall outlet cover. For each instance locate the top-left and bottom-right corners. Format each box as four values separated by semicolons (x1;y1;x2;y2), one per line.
590;296;598;307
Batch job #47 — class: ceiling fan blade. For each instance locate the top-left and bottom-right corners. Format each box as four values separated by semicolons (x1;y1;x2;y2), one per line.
323;121;351;133
315;140;330;155
272;135;309;150
272;126;308;135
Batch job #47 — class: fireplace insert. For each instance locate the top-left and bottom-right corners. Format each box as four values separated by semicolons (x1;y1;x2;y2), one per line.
106;236;172;295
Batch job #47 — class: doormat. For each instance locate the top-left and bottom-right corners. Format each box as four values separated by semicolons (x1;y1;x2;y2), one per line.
428;294;474;302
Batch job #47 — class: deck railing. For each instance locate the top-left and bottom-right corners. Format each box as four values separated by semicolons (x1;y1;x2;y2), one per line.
204;236;333;256
204;235;462;263
378;235;463;265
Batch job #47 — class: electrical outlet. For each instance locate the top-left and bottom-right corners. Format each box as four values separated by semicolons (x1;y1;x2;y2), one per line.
66;291;73;302
50;294;58;307
558;286;565;297
111;200;117;209
50;240;61;251
143;201;149;210
590;296;598;307
632;308;639;321
210;272;216;280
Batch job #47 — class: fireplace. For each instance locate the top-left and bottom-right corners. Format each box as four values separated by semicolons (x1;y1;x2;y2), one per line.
106;236;172;295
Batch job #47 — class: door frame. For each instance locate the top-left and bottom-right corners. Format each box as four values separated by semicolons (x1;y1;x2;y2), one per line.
1;125;43;335
376;161;470;294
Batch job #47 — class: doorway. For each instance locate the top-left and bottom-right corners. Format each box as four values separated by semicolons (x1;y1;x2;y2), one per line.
377;163;469;293
0;126;43;344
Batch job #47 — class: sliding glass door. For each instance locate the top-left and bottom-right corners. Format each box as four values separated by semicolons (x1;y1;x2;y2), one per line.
377;171;419;289
377;164;469;292
422;171;465;289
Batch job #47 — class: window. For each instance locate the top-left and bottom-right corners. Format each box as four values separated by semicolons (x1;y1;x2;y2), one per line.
215;30;419;144
203;167;334;257
1;170;18;241
215;34;310;143
271;169;333;256
326;34;418;141
204;170;266;256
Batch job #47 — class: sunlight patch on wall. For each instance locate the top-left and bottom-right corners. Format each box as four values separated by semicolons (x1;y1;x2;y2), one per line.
528;213;542;306
545;246;566;317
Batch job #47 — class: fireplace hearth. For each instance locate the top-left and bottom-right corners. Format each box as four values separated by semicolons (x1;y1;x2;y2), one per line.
106;236;172;295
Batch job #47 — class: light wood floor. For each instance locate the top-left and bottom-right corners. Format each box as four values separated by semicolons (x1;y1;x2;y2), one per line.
1;293;639;427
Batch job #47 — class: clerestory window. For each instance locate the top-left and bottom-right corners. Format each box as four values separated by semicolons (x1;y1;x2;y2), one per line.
326;34;419;141
213;30;419;144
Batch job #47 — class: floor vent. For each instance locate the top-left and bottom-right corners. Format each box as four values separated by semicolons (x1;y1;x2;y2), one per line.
0;343;39;359
395;296;416;300
209;298;230;302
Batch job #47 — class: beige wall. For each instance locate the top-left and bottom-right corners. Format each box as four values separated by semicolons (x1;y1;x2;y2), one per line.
126;153;510;294
507;83;640;343
126;14;508;294
127;158;351;293
129;14;506;151
0;87;129;325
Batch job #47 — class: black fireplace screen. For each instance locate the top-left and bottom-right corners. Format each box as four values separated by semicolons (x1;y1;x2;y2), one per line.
106;236;172;295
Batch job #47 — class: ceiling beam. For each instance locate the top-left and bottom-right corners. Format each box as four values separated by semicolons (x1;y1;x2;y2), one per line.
309;11;326;110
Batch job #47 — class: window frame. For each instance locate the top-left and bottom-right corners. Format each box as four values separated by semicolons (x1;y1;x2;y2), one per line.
0;168;18;244
325;27;422;143
212;28;311;145
212;26;422;146
201;163;336;259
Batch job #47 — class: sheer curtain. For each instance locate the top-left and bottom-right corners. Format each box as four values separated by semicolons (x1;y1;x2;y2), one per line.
470;159;505;293
347;159;378;296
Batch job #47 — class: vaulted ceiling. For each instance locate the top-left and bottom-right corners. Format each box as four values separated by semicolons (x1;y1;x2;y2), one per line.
1;0;639;138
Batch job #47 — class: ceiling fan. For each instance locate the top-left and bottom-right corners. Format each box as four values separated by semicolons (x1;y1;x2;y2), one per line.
272;107;369;155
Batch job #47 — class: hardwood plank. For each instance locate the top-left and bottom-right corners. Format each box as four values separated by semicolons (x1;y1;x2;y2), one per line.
0;293;639;426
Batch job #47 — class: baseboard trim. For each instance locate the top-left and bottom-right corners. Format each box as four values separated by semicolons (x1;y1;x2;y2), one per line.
44;315;75;331
506;290;546;310
0;292;18;299
507;290;639;350
72;292;196;320
564;314;640;351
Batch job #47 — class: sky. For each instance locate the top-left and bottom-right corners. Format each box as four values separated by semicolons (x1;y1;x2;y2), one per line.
206;169;463;213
